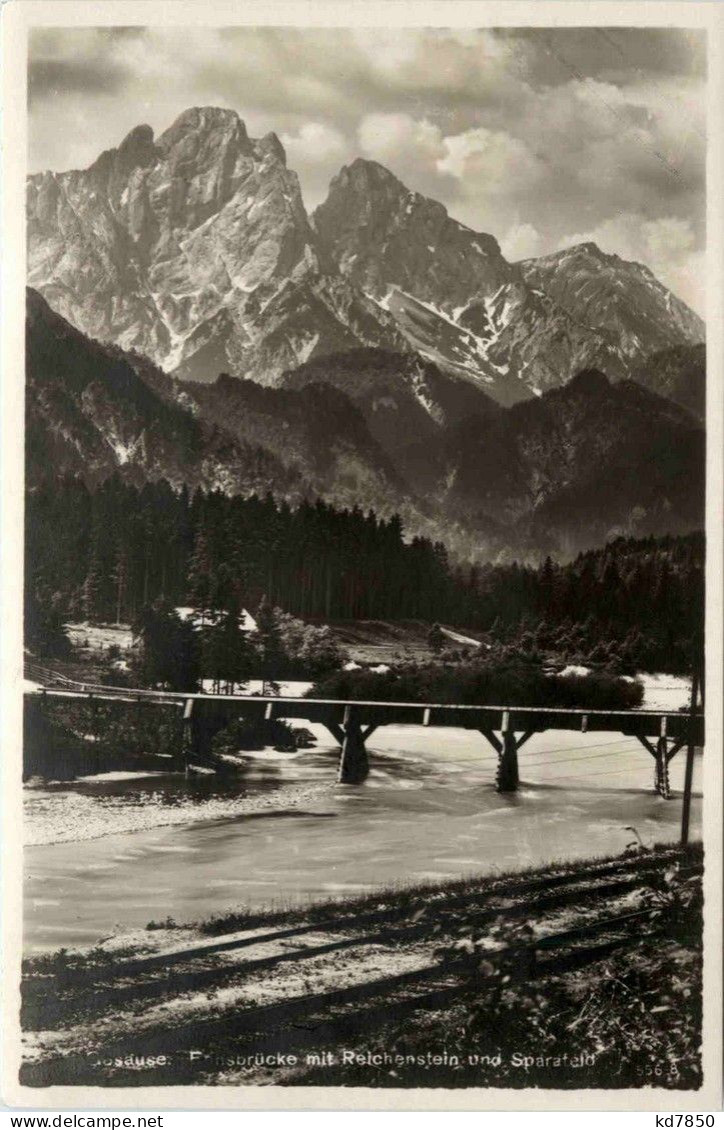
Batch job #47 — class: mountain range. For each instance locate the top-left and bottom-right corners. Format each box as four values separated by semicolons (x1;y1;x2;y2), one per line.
27;106;704;408
25;106;706;560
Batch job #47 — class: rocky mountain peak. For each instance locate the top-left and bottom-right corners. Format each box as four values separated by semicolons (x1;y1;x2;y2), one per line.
118;123;156;155
314;157;511;314
26;108;406;385
569;241;607;259
87;122;158;188
524;243;620;270
317;157;444;235
158;106;249;146
155;106;255;185
521;243;704;360
343;157;409;192
27;106;705;409
255;131;287;166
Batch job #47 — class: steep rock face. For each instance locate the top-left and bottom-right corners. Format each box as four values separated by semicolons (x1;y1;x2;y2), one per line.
27;109;404;384
313;159;513;312
25;287;416;519
28;108;705;406
459;280;629;394
520;244;704;360
312;159;691;403
313;159;531;402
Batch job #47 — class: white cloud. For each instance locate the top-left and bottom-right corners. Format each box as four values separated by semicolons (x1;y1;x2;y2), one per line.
500;221;545;262
358;113;445;168
279;121;353;211
642;215;696;262
280;122;347;164
438;126;545;196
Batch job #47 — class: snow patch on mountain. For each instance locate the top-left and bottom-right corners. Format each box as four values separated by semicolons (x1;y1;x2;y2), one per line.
293;332;320;365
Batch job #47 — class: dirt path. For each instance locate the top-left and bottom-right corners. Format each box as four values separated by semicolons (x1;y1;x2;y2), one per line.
441;626;484;648
20;845;699;1089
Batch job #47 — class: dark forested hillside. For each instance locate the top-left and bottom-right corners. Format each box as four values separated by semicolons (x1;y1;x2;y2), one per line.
26;287;437;533
280;348;506;496
471;532;704;674
433;369;705;554
26;290;705;560
629;344;706;422
25;288;308;498
174;372;411;509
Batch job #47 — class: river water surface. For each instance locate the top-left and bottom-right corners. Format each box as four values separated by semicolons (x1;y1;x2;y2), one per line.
24;674;702;953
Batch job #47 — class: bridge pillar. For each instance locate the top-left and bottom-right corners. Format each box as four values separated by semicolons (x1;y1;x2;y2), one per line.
182;699;195;768
494;711;520;793
181;699;233;768
655;737;672;799
497;731;520;793
635;728;685;799
338;713;370;784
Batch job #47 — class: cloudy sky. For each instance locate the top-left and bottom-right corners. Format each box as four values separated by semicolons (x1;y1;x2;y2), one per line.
28;26;706;314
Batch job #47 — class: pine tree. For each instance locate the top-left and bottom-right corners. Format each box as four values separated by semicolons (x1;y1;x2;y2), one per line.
188;528;213;624
112;544;128;625
428;623;445;653
255;595;285;694
202;597;252;693
82;549;102;622
25;581;71;658
538;555;558;616
133;599;200;691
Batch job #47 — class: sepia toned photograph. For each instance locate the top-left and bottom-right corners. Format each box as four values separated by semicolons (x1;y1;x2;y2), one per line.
2;3;721;1109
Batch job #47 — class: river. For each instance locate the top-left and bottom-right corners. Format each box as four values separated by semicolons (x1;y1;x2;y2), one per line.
24;674;702;954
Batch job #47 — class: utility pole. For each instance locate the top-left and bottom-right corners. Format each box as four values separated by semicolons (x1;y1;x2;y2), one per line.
680;670;701;846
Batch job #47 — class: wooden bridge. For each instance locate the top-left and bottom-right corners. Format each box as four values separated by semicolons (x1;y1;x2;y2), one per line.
24;680;705;798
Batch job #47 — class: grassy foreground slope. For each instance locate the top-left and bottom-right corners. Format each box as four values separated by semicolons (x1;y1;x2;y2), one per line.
21;843;702;1090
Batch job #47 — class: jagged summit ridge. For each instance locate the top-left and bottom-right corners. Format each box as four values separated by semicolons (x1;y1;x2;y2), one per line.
314;156;509;307
27;107;402;382
28;105;705;402
521;243;704;359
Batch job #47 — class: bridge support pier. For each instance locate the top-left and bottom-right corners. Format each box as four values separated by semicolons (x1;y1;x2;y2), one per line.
635;731;685;800
497;731;520;792
480;722;536;793
181;698;240;770
338;719;369;783
655;737;671;800
182;699;194;769
325;708;373;783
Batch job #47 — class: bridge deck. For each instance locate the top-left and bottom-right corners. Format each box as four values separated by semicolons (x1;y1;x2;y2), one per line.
26;686;704;743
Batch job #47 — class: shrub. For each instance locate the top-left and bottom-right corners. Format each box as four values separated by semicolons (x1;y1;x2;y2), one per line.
309;658;644;710
210;716;312;756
